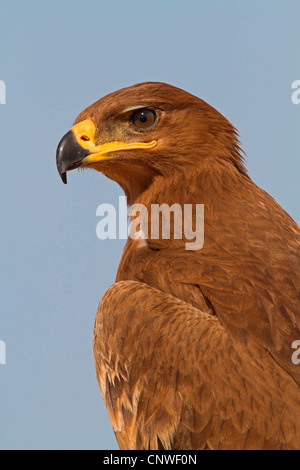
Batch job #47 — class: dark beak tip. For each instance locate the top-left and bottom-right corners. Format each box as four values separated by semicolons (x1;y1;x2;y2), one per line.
61;172;67;184
56;130;90;184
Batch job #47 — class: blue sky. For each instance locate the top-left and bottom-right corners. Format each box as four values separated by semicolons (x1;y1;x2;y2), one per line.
1;0;299;449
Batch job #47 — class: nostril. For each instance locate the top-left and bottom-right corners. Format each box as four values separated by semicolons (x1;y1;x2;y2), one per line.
81;135;90;141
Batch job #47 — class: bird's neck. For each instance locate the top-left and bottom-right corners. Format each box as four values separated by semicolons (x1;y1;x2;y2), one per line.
120;161;252;258
131;161;247;208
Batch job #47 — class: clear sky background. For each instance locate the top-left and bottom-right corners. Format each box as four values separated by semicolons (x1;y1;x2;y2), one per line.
0;0;299;450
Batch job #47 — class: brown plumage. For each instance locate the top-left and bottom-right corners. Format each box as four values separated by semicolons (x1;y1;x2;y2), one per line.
56;82;300;450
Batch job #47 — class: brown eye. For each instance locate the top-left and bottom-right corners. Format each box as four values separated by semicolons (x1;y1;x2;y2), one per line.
132;108;156;129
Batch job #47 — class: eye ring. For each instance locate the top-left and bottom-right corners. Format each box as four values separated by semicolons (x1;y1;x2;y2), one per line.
132;108;157;129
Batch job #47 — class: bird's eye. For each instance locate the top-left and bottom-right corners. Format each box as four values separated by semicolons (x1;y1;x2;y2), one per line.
132;108;156;129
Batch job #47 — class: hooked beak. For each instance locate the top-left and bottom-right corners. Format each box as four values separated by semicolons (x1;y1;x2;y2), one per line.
56;119;157;184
